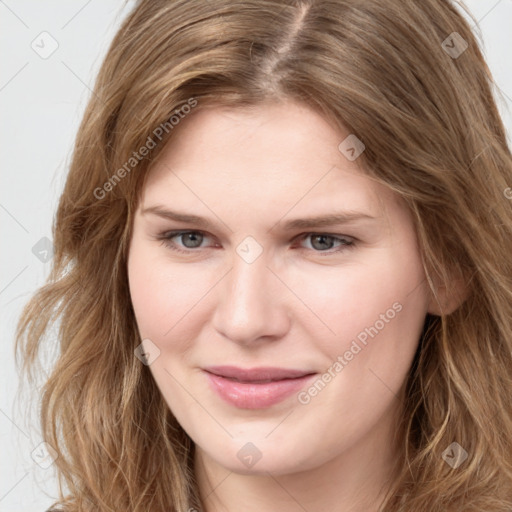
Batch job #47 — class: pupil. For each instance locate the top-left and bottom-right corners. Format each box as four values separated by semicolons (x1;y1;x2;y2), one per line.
312;234;332;250
183;232;202;248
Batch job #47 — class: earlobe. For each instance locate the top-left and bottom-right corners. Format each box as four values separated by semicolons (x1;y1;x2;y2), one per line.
427;272;469;316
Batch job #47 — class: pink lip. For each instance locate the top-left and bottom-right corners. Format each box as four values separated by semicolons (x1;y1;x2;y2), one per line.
203;366;316;409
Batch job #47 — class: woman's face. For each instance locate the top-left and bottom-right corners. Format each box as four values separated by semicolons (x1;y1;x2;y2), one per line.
127;99;430;477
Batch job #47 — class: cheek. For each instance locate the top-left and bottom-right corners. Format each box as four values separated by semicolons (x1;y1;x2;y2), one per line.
304;247;428;369
308;251;427;334
127;241;218;350
320;258;424;430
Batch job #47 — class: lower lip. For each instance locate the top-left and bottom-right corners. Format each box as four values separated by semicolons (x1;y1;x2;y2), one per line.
204;371;316;409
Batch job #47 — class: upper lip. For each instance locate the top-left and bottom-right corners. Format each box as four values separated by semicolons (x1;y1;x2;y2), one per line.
203;365;315;382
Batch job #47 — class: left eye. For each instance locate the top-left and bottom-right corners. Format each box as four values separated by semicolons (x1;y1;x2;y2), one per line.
301;233;354;252
157;230;355;254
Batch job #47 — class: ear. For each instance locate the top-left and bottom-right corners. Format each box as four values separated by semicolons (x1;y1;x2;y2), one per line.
427;269;469;316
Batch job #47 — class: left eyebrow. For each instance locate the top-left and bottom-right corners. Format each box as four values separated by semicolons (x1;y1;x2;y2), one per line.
141;206;378;231
277;211;378;231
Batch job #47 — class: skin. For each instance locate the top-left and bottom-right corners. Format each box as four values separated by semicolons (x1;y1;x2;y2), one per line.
127;99;439;512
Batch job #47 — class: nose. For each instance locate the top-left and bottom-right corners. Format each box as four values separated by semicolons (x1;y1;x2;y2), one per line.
211;246;290;346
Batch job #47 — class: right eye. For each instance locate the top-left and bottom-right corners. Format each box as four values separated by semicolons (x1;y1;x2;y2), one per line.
157;230;215;253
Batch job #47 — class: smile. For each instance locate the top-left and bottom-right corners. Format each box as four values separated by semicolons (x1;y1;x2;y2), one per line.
203;368;317;409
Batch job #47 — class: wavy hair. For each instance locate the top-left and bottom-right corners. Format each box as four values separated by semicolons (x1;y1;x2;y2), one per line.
16;0;512;510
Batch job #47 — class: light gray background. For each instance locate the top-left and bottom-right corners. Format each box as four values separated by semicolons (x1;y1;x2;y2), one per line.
1;1;511;511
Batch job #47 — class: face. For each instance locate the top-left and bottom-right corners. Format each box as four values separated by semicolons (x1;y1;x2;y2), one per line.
127;99;430;477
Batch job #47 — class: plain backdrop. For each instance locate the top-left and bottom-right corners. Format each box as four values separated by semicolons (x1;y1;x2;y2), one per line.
1;1;511;511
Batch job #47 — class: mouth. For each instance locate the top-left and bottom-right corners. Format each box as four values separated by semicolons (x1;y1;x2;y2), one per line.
203;365;315;382
203;366;317;409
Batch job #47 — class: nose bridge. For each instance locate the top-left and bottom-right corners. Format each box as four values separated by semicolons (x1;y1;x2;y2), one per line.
212;239;288;343
231;248;270;302
225;246;273;317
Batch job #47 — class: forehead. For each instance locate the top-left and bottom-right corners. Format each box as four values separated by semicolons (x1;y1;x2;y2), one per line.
153;100;349;166
140;100;402;226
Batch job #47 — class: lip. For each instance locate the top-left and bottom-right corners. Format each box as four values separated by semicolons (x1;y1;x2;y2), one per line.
203;366;316;409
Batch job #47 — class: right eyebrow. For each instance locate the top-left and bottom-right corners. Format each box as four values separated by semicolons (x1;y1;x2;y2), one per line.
141;206;216;230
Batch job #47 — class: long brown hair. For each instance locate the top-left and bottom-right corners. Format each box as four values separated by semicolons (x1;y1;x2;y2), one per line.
16;1;512;510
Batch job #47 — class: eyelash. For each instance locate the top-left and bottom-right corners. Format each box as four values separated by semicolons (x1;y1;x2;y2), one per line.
156;230;356;256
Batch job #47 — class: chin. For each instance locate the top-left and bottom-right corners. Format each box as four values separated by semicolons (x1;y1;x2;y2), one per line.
202;439;316;477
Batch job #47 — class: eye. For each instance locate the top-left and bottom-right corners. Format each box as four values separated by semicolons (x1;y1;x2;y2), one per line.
157;230;212;253
156;230;355;255
296;233;355;254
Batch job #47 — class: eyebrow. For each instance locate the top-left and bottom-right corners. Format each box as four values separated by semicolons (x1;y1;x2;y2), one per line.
141;206;377;231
